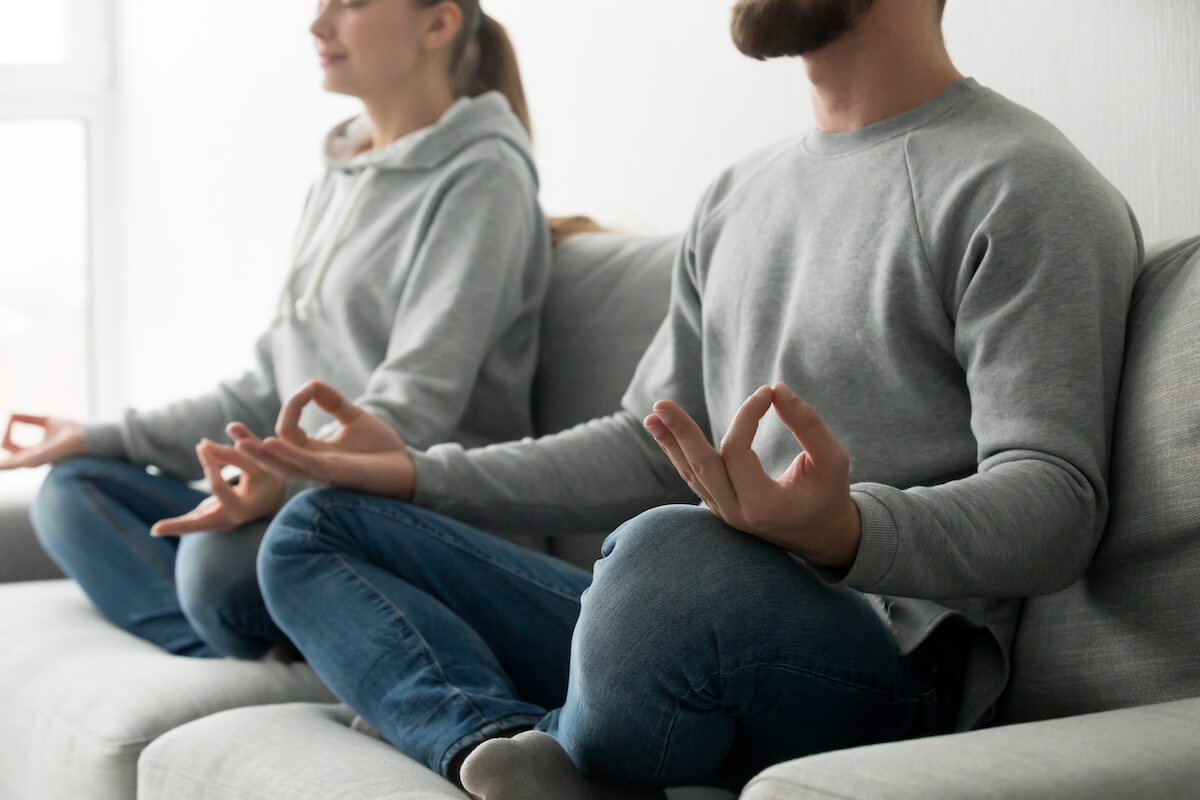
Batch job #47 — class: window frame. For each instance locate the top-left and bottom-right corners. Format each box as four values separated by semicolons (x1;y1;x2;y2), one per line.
0;0;119;420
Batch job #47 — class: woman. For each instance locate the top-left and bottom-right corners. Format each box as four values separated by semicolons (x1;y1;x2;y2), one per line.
1;0;551;661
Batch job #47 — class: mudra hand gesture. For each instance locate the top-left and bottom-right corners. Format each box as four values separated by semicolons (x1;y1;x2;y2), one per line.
643;382;862;569
227;380;416;501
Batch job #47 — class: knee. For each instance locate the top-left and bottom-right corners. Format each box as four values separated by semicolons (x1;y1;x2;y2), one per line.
175;534;246;627
31;456;122;550
256;487;332;603
579;505;790;654
591;504;731;601
256;486;386;618
575;506;719;652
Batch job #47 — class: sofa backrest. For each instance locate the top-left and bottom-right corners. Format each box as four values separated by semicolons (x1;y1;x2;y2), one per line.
533;232;679;435
998;236;1200;723
534;232;680;569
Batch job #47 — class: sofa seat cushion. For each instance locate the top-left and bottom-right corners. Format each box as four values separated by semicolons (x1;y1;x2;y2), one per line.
139;702;736;800
999;236;1200;722
0;580;335;800
741;696;1200;800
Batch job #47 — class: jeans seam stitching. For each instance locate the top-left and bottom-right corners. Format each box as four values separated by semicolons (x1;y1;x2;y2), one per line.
689;661;926;705
649;691;684;785
306;505;491;739
328;549;489;723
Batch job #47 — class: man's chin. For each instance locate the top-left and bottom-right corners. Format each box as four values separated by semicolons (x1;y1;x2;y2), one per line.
730;0;875;60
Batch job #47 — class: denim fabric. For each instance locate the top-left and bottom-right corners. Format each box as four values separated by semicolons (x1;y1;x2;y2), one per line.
29;456;286;658
260;491;964;791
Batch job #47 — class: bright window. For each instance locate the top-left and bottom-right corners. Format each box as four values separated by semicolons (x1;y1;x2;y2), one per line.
0;1;70;64
0;0;110;486
0;119;90;422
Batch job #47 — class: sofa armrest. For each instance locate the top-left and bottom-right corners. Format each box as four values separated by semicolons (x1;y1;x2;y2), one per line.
741;696;1200;799
0;475;61;582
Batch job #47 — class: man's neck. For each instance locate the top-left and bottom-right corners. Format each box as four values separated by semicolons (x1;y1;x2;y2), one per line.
802;5;962;134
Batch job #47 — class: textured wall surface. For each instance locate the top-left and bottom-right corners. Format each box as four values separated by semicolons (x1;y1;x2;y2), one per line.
107;0;1198;412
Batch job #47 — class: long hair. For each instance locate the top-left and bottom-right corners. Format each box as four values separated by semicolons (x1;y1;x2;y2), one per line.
418;1;532;137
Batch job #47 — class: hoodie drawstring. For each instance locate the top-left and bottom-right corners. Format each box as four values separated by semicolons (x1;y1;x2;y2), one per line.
272;165;379;326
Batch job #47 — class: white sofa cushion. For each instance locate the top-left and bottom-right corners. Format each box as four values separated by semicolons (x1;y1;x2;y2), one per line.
741;696;1200;800
139;702;736;800
0;580;335;800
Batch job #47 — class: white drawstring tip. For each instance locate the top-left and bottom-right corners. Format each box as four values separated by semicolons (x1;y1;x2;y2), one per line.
294;299;316;322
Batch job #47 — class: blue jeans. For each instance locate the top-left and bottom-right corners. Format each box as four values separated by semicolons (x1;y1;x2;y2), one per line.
30;456;287;658
259;491;965;791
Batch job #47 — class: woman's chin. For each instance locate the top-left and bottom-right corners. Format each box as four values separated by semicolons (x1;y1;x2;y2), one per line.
320;78;359;99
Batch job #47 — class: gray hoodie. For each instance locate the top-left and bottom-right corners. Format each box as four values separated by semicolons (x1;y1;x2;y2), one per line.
84;91;551;483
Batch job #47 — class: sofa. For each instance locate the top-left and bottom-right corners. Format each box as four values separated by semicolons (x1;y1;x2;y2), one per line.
1;231;1197;800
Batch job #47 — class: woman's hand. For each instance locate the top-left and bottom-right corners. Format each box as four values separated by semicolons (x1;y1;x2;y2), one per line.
150;439;285;537
643;382;862;569
226;380;416;501
0;414;86;470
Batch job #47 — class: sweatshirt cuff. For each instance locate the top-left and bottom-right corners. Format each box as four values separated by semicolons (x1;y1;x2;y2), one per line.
81;423;127;460
409;447;448;507
812;489;899;590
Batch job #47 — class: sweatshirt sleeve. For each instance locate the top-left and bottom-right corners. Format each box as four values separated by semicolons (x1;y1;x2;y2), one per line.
314;160;544;451
823;149;1143;599
409;224;710;536
82;329;282;481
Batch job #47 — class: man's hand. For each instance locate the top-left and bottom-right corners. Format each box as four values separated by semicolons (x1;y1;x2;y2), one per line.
150;439;285;537
226;380;416;502
643;382;862;568
0;414;86;470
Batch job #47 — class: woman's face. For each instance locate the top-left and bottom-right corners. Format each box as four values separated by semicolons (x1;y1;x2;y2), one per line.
310;0;460;100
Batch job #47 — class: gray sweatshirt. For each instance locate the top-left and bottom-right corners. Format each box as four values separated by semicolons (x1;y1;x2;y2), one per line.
84;91;551;485
408;78;1143;732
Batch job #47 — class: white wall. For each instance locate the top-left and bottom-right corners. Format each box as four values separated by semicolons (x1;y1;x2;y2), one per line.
105;0;1200;416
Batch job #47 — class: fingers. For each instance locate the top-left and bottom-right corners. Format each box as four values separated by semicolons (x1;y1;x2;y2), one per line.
644;413;718;510
3;413;47;453
260;437;332;483
0;453;35;471
309;381;363;426
720;385;776;489
202;439;264;475
653;400;738;512
151;499;227;537
233;436;314;480
196;440;240;509
276;381;360;445
721;385;772;456
225;422;259;444
645;400;737;516
772;383;848;472
1;420;16;454
276;384;317;446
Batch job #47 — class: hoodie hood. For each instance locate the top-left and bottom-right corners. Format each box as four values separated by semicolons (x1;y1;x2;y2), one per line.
322;90;536;180
273;90;535;327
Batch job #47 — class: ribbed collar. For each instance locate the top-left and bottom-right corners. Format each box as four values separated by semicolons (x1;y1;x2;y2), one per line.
803;77;979;157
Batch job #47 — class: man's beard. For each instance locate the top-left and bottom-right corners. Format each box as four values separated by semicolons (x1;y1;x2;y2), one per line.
730;0;876;60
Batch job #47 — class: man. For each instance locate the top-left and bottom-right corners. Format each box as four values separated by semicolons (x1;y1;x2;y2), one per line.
228;0;1142;797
